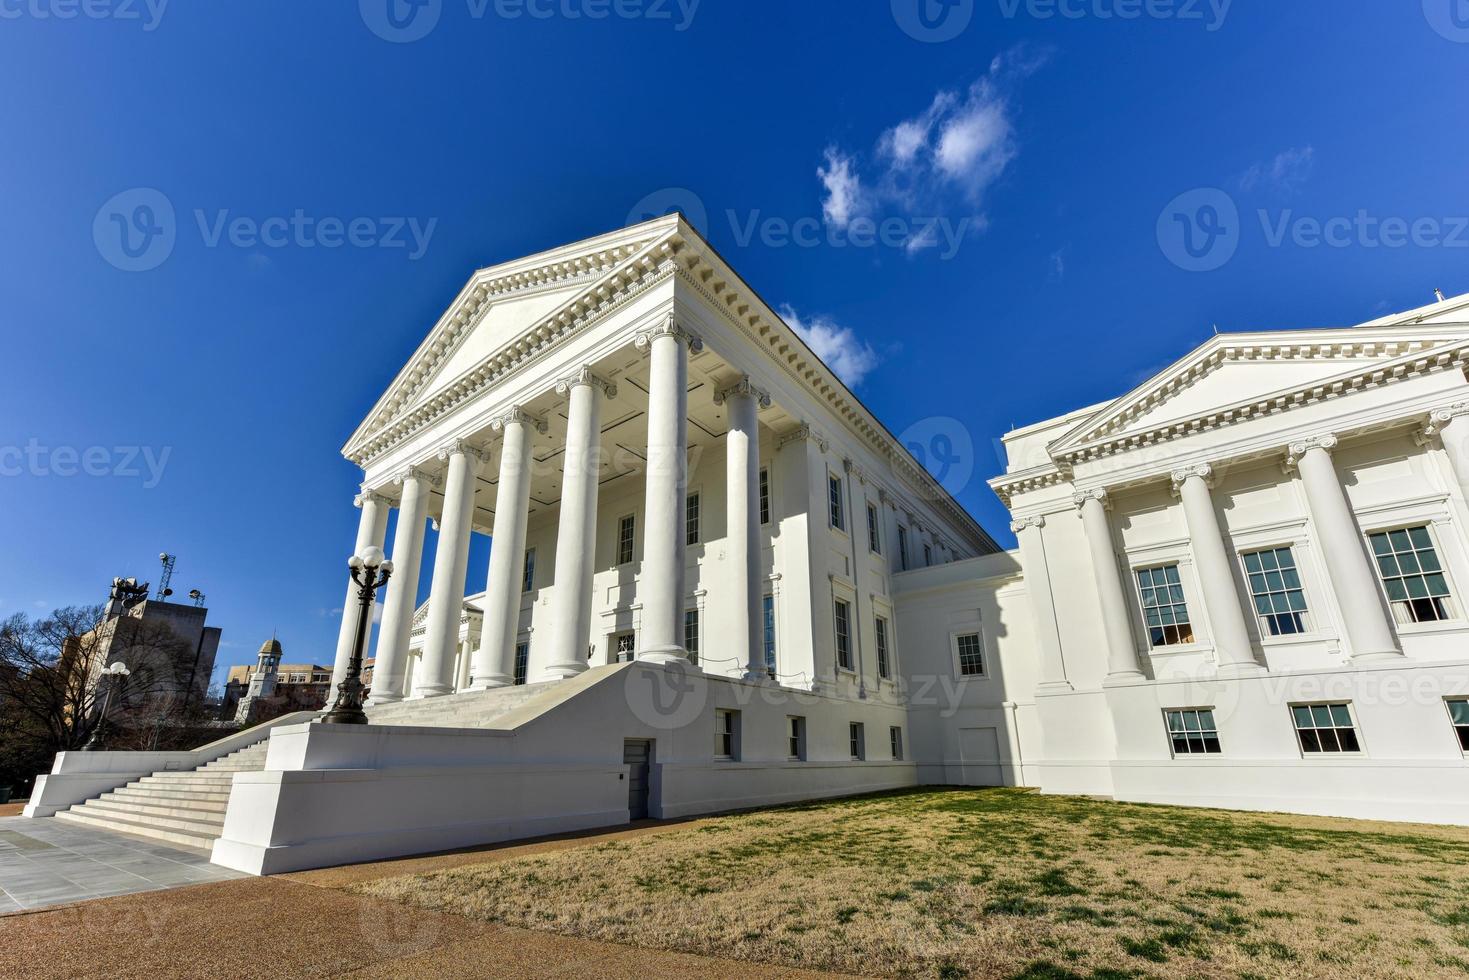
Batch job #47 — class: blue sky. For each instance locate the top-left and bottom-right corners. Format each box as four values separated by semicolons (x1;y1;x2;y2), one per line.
3;1;1466;686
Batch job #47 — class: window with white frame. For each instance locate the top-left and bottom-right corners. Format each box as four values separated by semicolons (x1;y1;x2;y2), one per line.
828;473;845;530
849;721;865;760
522;547;537;593
613;631;635;663
616;514;636;565
759;467;771;525
875;615;891;679
714;709;739;760
1164;708;1221;755
787;715;806;760
1136;564;1195;647
889;726;903;760
867;502;881;554
1290;703;1361;754
834;598;853;670
955;631;985;676
1369;526;1458;624
762;595;777;673
684;609;700;666
685;492;701;546
1241;547;1308;636
1446;699;1469;752
513;641;530;686
898;525;910;571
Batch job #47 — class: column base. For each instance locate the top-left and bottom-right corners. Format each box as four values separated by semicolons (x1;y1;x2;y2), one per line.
1350;650;1407;664
407;685;453;700
742;667;773;682
467;675;513;691
365;694;403;707
539;662;588;681
635;644;689;665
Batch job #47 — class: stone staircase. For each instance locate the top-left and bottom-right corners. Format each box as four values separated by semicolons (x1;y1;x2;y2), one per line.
365;681;560;728
52;740;269;850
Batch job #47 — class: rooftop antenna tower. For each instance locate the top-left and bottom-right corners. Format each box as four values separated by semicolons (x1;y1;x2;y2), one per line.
1435;288;1448;303
157;553;176;601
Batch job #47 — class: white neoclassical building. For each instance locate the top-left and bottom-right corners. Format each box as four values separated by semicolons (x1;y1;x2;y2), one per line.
25;216;1469;873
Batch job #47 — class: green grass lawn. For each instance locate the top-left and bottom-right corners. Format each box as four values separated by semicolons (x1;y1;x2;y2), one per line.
354;788;1469;978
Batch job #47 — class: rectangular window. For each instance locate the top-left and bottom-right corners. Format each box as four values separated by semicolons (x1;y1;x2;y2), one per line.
1241;547;1309;636
1164;708;1221;755
828;474;845;530
956;632;985;676
513;641;530;686
685;492;701;546
867;502;882;554
849;721;865;760
1447;699;1469;752
890;726;904;760
923;543;932;567
787;716;806;760
684;609;700;666
521;547;537;593
875;615;890;680
715;709;739;760
1370;526;1458;624
617;514;636;565
762;595;777;673
1136;564;1195;647
613;631;635;663
759;467;771;525
1290;703;1361;754
898;525;910;571
834;599;852;671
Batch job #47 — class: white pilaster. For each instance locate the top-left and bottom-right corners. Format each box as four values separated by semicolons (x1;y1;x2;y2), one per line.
416;441;486;698
1074;489;1144;681
1172;464;1264;674
715;376;770;680
1426;403;1469;496
541;369;615;681
368;467;436;704
1288;435;1402;662
1011;515;1072;692
330;490;389;692
471;408;546;689
635;318;701;663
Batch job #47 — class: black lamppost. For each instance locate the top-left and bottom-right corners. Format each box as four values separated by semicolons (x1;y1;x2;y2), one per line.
83;662;131;750
323;546;393;725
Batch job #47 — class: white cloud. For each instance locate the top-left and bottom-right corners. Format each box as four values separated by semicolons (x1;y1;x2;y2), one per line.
818;148;866;229
779;305;879;388
1238;146;1315;194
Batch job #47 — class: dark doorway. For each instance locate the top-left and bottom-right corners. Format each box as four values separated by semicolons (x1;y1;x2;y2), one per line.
623;738;653;819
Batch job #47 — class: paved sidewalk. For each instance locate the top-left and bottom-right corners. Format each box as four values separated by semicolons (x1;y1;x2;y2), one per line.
0;816;244;913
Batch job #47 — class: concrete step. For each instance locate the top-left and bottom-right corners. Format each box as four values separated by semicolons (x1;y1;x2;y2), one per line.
54;808;216;850
75;799;223;833
98;792;229;816
141;772;239;785
110;785;233;805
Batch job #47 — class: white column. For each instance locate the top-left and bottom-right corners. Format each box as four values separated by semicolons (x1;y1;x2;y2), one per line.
635;318;700;663
471;408;545;689
1074;489;1144;681
1288;435;1402;662
367;467;435;704
331;491;389;691
1011;515;1072;692
542;368;615;681
416;441;485;698
715;377;770;680
1428;403;1469;497
1172;464;1263;674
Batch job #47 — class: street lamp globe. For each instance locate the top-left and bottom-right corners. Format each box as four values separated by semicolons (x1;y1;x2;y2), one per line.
359;546;386;569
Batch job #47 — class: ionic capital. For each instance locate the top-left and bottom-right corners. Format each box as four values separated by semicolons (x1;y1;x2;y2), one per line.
1010;514;1046;533
354;489;392;510
490;406;549;435
778;422;828;454
1072;487;1109;511
634;315;703;354
1423;402;1469;440
554;366;616;399
1285;434;1338;467
713;375;771;409
393;465;442;491
436;439;492;464
1170;462;1214;492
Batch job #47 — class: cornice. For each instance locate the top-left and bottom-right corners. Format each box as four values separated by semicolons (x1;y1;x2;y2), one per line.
989;464;1070;506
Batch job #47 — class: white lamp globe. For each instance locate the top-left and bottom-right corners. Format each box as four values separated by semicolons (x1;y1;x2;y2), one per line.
359;546;386;568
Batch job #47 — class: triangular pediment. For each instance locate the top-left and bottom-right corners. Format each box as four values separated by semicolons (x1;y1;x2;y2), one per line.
1050;327;1469;457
